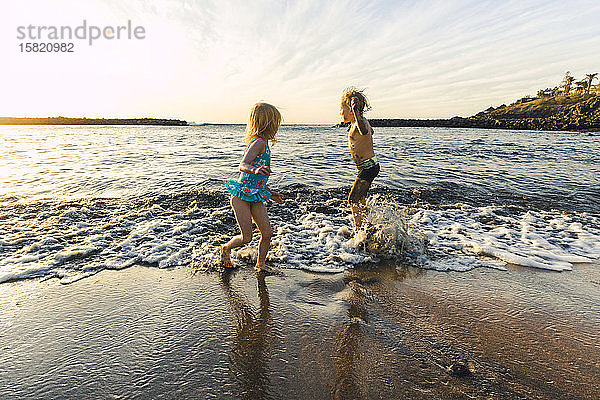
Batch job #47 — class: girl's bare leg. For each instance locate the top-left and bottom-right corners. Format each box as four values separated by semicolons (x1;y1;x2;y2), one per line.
221;197;253;268
250;201;275;272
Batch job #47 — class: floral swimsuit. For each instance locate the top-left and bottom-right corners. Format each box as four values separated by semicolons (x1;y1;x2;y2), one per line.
225;137;272;202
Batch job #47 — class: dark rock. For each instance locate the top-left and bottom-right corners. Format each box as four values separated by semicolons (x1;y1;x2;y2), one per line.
447;361;474;377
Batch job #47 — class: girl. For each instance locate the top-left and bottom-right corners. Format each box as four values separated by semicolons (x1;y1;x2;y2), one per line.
220;102;284;274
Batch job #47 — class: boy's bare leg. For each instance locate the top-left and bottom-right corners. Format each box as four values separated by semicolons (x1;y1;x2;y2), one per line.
221;197;253;268
350;198;367;231
348;179;371;231
250;201;277;273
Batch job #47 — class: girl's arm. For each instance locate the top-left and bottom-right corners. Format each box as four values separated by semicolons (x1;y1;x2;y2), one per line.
265;185;284;203
239;139;271;175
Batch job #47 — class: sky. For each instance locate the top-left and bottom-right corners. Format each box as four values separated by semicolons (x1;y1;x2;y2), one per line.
2;0;600;123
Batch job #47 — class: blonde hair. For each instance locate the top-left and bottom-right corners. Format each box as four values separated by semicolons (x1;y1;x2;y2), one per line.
245;102;282;144
341;86;371;114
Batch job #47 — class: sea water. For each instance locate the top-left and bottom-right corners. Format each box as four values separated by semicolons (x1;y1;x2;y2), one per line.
0;125;598;283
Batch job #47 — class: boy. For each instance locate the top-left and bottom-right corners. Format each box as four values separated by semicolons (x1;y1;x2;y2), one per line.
340;87;380;231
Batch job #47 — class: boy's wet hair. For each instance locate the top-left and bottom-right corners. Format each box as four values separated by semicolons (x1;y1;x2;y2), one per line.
245;102;282;144
341;87;371;114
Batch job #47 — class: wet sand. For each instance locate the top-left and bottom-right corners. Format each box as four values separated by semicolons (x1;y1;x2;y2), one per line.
1;262;599;399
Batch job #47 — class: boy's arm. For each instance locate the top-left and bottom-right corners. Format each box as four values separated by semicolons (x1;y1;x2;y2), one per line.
351;97;369;135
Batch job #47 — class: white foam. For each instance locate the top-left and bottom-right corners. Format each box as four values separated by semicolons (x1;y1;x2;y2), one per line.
409;205;600;272
0;203;211;283
1;194;599;283
268;212;368;273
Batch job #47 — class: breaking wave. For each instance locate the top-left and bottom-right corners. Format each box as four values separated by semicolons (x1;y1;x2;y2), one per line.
1;184;598;284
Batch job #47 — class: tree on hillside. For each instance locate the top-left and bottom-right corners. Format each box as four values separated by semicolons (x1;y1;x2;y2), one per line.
575;80;586;94
585;73;598;94
537;87;557;97
561;71;575;95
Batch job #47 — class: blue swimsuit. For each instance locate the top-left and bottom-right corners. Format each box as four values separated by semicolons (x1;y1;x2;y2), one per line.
225;137;272;202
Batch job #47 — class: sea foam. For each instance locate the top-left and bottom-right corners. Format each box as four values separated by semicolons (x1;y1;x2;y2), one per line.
1;190;599;284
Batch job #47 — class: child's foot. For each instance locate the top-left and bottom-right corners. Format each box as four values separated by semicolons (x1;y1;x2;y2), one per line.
254;264;280;275
220;246;234;268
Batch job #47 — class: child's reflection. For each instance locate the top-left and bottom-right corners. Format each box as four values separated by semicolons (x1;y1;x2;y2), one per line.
220;270;272;399
332;277;367;400
332;266;419;400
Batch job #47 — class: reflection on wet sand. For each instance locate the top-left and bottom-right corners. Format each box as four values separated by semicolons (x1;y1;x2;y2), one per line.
331;277;367;399
220;270;273;399
332;265;425;400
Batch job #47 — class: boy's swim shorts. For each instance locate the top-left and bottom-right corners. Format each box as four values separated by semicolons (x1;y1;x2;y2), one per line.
348;163;380;203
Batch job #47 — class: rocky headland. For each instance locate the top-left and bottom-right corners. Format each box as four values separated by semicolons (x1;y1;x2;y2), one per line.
370;94;600;132
370;72;600;132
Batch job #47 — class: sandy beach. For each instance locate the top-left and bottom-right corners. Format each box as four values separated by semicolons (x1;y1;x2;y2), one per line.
1;261;598;399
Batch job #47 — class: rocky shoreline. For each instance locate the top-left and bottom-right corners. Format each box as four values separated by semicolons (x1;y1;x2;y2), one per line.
0;117;188;126
368;93;600;133
368;116;599;132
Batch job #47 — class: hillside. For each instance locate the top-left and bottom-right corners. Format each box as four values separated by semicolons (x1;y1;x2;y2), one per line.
369;94;600;132
369;72;600;132
470;93;600;131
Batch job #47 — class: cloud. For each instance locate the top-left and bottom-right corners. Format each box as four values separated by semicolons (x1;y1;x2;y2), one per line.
4;0;600;122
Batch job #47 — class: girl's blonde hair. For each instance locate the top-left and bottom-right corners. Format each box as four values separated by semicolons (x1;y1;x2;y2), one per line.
245;102;282;144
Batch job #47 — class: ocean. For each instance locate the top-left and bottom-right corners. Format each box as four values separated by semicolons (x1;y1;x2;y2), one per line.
1;124;599;283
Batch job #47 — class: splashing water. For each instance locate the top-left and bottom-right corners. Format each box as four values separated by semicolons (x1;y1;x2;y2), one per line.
359;194;427;261
192;194;429;274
